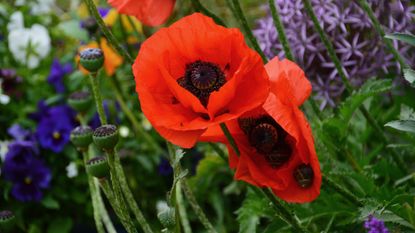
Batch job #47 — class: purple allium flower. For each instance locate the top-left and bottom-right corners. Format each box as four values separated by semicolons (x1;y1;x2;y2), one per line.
47;58;72;93
254;0;415;109
2;141;51;202
364;215;389;233
33;102;77;153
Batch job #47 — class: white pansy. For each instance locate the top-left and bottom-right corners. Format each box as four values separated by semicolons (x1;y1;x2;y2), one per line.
0;141;9;162
7;11;24;31
8;24;51;69
31;0;55;15
66;162;78;178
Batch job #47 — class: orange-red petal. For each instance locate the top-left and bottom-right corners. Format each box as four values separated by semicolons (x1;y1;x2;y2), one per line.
108;0;176;26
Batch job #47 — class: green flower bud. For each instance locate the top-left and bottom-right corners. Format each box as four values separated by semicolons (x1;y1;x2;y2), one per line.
70;126;93;149
86;156;110;178
0;210;16;231
80;48;104;72
93;124;119;150
68;91;92;113
157;207;175;229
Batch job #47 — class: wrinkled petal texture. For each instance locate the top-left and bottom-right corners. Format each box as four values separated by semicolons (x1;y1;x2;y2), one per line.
200;57;321;203
133;13;269;148
108;0;175;26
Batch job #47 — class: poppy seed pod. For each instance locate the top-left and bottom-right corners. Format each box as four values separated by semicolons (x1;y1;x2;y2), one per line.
70;126;93;149
86;156;110;178
93;124;119;150
157;206;176;229
79;48;104;72
68;91;92;113
0;210;16;230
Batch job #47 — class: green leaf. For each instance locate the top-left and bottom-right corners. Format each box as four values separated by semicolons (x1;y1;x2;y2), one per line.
58;20;88;41
404;69;415;86
236;189;272;233
385;120;415;134
41;195;60;209
385;33;415;47
339;79;393;123
47;217;73;233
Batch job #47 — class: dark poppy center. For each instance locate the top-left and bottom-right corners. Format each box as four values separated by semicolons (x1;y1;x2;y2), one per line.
238;115;292;168
293;164;314;188
177;60;226;107
249;123;278;154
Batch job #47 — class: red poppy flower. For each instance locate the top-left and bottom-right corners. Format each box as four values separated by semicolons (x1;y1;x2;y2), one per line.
108;0;176;26
133;13;270;148
201;57;321;203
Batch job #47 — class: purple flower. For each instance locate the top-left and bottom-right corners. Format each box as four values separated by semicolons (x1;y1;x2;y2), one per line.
364;215;389;233
254;0;415;108
8;124;32;141
158;158;173;176
98;7;110;18
47;58;72;93
2;141;50;202
33;102;77;153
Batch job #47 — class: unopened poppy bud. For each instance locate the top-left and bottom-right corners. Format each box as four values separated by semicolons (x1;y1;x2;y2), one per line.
157;206;175;229
294;164;314;188
80;48;104;72
68;91;92;113
71;126;93;149
93;124;119;150
86;156;110;178
0;210;16;230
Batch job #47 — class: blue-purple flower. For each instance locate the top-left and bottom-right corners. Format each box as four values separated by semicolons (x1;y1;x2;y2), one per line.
364;215;389;233
254;0;415;108
2;140;51;202
47;58;72;93
33;102;77;153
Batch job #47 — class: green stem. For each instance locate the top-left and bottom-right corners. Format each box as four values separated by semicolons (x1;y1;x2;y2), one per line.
258;188;309;233
113;151;154;233
94;180;117;233
268;0;294;61
126;16;145;41
107;150;138;233
227;0;267;63
356;0;408;69
89;72;107;125
301;0;408;173
83;152;105;233
176;181;192;233
323;176;363;207
190;0;226;26
108;76;161;153
208;142;227;161
220;123;240;156
167;143;217;233
84;0;134;64
181;178;217;233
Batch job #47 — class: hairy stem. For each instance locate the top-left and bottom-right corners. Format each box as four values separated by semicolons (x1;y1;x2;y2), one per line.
190;0;226;26
84;0;134;63
268;0;294;61
113;152;155;233
226;0;267;62
89;72;107;125
176;181;192;233
356;0;408;69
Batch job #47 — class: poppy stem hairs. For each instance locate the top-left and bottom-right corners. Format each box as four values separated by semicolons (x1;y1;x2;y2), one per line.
84;0;134;64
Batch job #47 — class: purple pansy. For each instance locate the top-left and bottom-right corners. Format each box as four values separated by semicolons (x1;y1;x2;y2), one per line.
2;140;51;202
254;0;415;109
33;102;77;153
47;58;73;93
364;215;389;233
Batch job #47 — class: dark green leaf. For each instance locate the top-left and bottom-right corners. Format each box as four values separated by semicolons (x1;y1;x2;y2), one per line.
47;217;73;233
41;195;60;209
